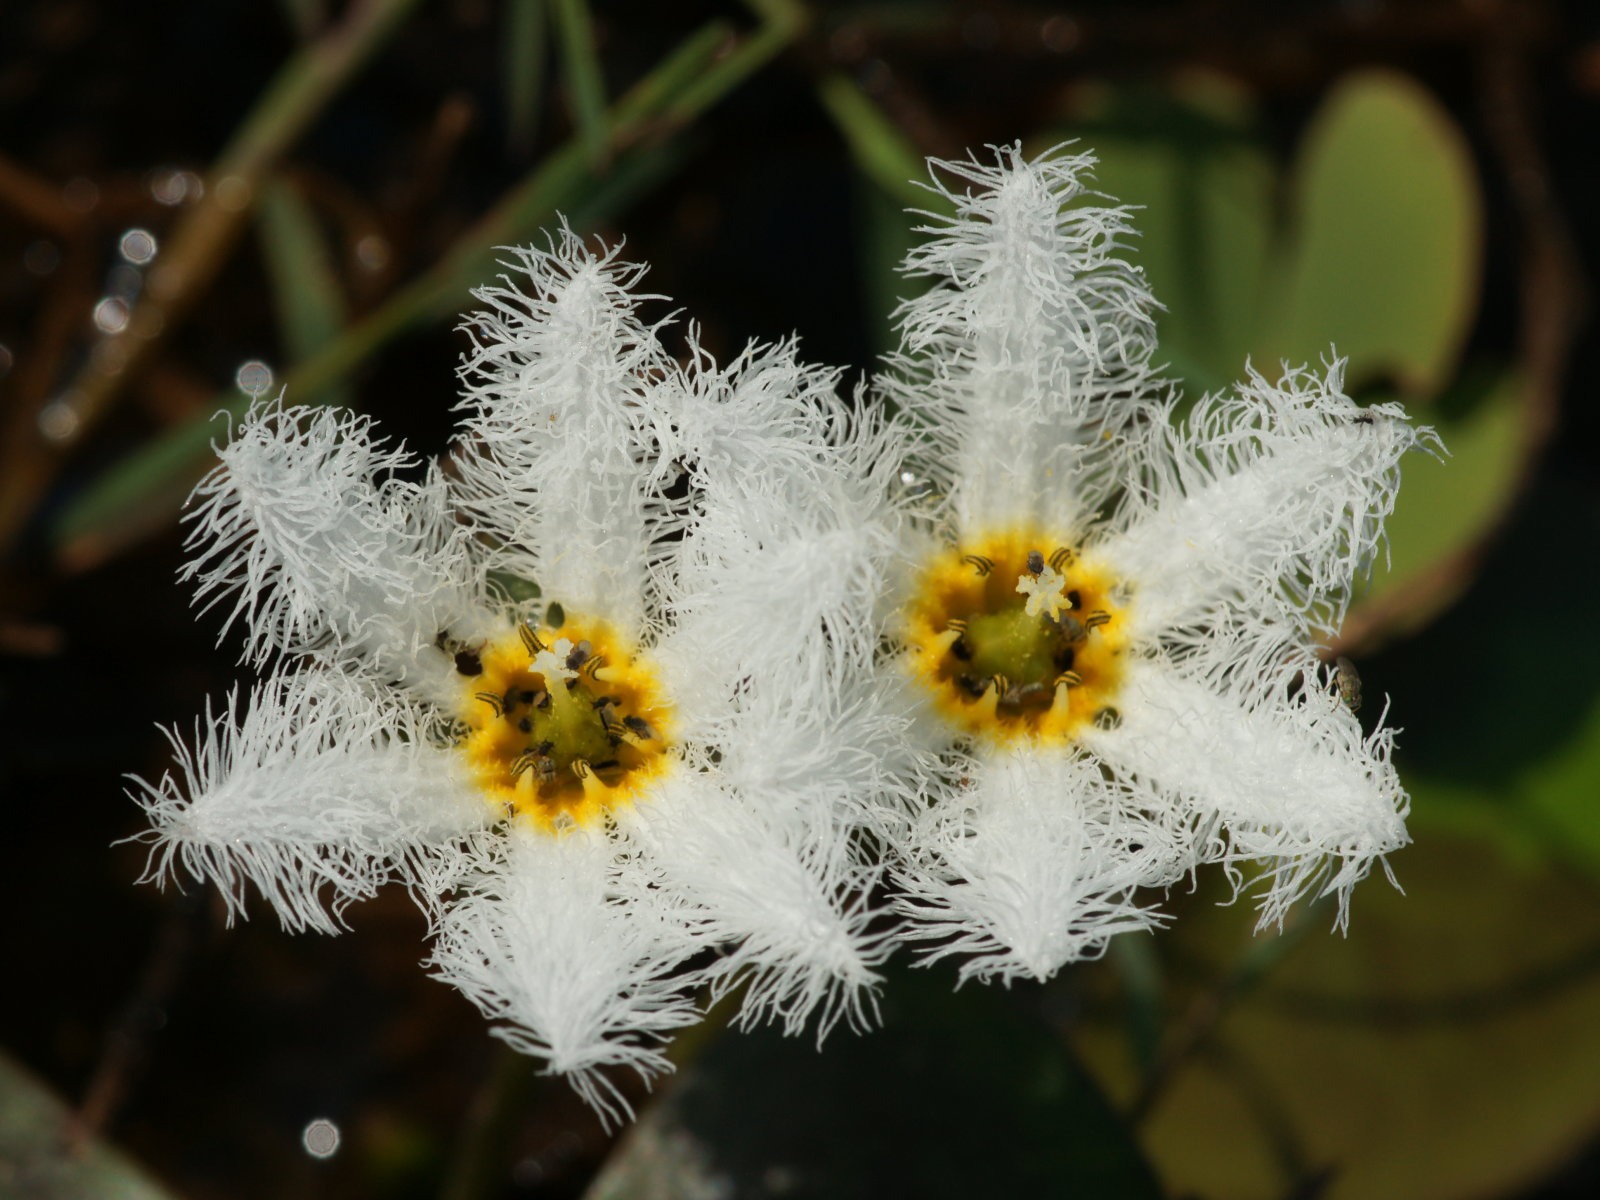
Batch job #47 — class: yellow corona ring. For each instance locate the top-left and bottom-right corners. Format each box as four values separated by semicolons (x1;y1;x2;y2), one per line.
451;615;674;831
904;529;1128;744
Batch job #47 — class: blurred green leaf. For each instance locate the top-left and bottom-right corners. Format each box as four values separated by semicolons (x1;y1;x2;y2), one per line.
1073;77;1275;395
502;0;547;156
817;73;929;210
0;1050;179;1199
1351;369;1524;618
551;0;607;169
256;176;350;408
1266;70;1482;395
587;968;1163;1199
1072;835;1600;1200
1378;474;1600;879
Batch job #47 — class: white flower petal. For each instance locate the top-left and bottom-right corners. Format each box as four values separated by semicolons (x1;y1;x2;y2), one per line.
452;229;679;631
183;399;491;696
892;750;1172;985
1099;361;1437;638
127;670;490;934
1080;650;1409;929
880;143;1162;534
427;826;703;1127
619;772;886;1041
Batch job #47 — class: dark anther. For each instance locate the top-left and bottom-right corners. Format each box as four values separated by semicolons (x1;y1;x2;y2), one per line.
533;740;555;756
474;691;504;716
593;758;620;772
1065;589;1082;610
622;715;655;740
565;640;593;671
1013;682;1051;706
1026;549;1044;576
950;636;973;661
502;688;520;713
961;554;994;576
1093;707;1122;730
957;674;987;697
518;717;532;733
1054;646;1077;672
454;649;483;676
518;624;545;657
591;694;616;709
519;690;537;706
1054;614;1086;642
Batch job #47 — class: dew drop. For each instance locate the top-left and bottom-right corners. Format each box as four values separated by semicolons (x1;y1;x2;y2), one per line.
93;296;130;335
119;228;158;264
301;1117;340;1159
235;359;274;396
38;398;81;442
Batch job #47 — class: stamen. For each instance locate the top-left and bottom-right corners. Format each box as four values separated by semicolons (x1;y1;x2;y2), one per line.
518;623;545;657
961;554;995;576
457;618;673;831
903;529;1127;745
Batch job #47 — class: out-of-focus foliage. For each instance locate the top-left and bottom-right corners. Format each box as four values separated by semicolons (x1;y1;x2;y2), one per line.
587;969;1163;1200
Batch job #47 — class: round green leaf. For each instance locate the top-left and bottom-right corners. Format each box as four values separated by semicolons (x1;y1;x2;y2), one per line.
1265;70;1482;395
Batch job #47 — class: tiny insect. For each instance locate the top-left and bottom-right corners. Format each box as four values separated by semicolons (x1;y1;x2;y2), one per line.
622;714;655;740
1335;656;1363;713
1025;549;1044;576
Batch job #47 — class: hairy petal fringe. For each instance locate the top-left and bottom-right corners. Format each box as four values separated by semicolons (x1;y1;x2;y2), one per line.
127;670;490;933
1100;359;1440;637
879;142;1163;534
428;827;704;1127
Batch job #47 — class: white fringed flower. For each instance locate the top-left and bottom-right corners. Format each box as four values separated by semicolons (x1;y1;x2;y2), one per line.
869;144;1437;984
129;230;904;1121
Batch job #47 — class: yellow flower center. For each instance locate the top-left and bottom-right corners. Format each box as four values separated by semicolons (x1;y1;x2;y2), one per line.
903;529;1127;744
452;615;674;831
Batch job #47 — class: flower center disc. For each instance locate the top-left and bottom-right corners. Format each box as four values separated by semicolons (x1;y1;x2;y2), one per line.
904;530;1127;744
455;616;673;830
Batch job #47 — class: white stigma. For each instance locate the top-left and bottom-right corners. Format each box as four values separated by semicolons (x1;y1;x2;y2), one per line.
532;638;579;685
1016;565;1071;620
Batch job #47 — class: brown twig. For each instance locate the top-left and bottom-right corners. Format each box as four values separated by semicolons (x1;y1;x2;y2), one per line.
0;0;425;560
